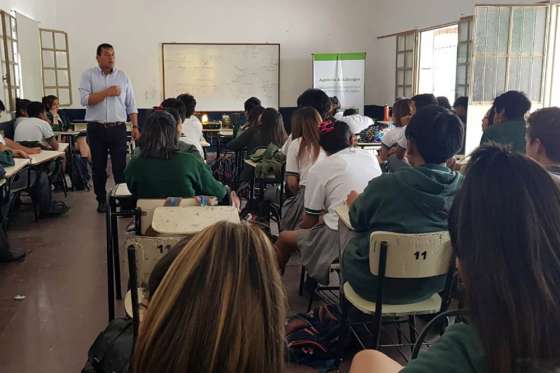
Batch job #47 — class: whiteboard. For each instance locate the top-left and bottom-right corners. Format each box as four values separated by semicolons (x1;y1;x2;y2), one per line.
162;44;279;111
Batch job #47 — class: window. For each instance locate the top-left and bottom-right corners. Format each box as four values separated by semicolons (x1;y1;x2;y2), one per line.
395;31;417;98
418;24;459;103
0;11;22;111
471;5;548;104
456;17;474;98
40;29;72;106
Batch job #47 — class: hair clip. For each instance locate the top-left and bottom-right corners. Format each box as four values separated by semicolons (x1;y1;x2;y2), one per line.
319;119;335;134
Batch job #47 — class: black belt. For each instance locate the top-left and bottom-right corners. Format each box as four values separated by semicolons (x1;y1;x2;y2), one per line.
91;121;125;128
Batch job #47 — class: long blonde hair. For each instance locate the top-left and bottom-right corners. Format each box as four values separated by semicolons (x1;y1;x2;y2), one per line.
291;106;322;163
133;221;286;373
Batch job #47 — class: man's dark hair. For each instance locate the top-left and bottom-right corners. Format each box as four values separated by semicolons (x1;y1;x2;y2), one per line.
453;96;468;109
244;97;261;113
437;96;452;110
527;107;560;162
319;121;353;154
138;111;179;159
176;93;197;118
411;94;438;111
161;98;187;122
27;101;47;118
297;89;331;119
96;43;114;56
405;104;464;163
343;108;358;116
15;98;30;117
493;90;531;120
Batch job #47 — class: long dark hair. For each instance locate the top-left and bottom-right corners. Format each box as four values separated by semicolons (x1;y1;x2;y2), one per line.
259;108;287;147
449;145;560;373
138;111;179;159
291;107;321;163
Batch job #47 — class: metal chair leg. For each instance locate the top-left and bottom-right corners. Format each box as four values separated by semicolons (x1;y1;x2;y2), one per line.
409;315;417;352
298;266;306;296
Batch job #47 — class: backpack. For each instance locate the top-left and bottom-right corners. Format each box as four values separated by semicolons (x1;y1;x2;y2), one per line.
70;154;91;191
286;304;344;370
249;144;286;180
81;318;133;373
211;153;237;187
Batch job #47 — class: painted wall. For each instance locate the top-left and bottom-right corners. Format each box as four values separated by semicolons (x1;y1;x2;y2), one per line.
49;0;377;109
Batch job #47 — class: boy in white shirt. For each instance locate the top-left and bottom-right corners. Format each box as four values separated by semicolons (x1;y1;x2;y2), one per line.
275;120;382;283
14;101;59;150
177;93;205;158
335;108;374;135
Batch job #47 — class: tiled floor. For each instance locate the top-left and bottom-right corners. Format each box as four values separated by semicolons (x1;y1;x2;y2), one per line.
0;188;351;372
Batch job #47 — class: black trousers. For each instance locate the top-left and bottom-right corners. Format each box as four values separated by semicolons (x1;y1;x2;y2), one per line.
87;123;128;203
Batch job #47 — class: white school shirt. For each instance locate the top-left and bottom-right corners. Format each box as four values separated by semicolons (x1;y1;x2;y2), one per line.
341;114;374;135
181;116;204;158
382;126;407;148
285;138;327;187
281;134;293;154
0;133;5;144
304;147;382;230
14;117;55;143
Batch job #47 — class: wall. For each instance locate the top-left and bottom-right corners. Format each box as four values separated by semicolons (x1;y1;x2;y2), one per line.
50;0;377;109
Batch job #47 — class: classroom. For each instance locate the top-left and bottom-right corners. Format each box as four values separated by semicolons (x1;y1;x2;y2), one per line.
1;0;560;372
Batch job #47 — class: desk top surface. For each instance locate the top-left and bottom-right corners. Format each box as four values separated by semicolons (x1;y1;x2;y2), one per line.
244;159;257;168
55;131;81;136
335;203;353;230
4;158;30;178
152;206;240;235
29;149;65;165
58;143;69;152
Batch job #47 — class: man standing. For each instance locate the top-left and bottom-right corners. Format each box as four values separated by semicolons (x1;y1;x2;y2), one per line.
79;43;140;213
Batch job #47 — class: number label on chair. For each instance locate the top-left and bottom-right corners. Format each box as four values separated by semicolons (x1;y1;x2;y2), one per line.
414;251;428;260
156;244;173;254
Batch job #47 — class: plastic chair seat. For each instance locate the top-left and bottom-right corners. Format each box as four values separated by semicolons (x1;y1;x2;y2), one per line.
343;282;442;317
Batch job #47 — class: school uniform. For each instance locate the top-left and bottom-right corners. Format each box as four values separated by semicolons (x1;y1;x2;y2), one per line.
280;138;327;230
125;151;226;199
181;116;205;159
132;141;202;161
340;113;374;135
14;117;56;146
382;126;407;149
297;147;382;283
480;119;526;153
342;164;463;304
402;323;487;373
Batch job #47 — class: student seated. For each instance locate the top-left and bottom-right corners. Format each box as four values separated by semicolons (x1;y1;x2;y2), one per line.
236;105;264;137
378;98;412;163
526;107;560;183
436;96;451;110
281;107;326;230
228;108;287;152
343;105;464;304
453;96;468;124
334;108;374;135
125;110;226;199
176;93;205;158
349;145;560;373
481;105;495;132
159;99;202;160
275;120;382;282
283;88;332;154
411;93;438;113
133;221;286;373
480;90;530;153
14;98;30;127
43;94;91;161
14;101;59;150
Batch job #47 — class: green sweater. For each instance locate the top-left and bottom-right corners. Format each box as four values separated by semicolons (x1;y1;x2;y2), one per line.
125;151;226;199
342;164;463;304
403;323;487;373
480;119;526;153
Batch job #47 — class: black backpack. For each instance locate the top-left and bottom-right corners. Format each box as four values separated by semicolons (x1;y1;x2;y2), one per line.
81;318;133;373
70;154;91;191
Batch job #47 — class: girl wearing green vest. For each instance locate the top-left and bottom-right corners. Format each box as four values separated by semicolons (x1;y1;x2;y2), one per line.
349;145;560;373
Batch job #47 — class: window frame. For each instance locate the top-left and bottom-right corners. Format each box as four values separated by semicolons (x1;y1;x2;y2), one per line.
0;10;21;111
39;28;72;106
456;16;474;99
470;4;550;105
395;31;418;99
